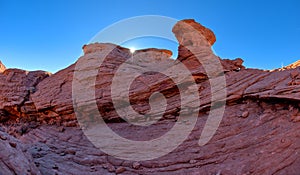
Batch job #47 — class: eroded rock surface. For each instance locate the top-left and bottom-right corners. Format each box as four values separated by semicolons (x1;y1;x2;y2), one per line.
0;19;299;174
0;69;50;122
0;127;40;175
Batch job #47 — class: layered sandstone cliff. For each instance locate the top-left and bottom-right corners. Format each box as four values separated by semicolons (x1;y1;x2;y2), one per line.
0;19;299;175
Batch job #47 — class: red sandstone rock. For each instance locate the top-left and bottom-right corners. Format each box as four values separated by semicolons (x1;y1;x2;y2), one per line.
0;128;41;174
0;61;6;73
0;19;299;174
172;19;216;46
277;60;300;71
0;68;50;120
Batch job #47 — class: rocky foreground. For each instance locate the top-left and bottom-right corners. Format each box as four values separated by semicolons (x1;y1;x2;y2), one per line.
0;19;300;175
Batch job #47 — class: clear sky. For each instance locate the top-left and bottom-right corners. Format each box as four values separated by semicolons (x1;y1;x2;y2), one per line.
1;0;299;73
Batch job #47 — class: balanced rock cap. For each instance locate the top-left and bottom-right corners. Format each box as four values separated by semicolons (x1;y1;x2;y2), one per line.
172;19;216;46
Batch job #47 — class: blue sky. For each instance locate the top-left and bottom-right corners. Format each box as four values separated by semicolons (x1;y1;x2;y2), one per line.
0;0;299;73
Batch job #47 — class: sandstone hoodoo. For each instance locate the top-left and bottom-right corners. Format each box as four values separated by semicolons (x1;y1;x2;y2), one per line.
0;19;300;174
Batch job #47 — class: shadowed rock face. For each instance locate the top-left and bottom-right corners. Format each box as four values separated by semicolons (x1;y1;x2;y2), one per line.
0;19;300;174
0;69;50;123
